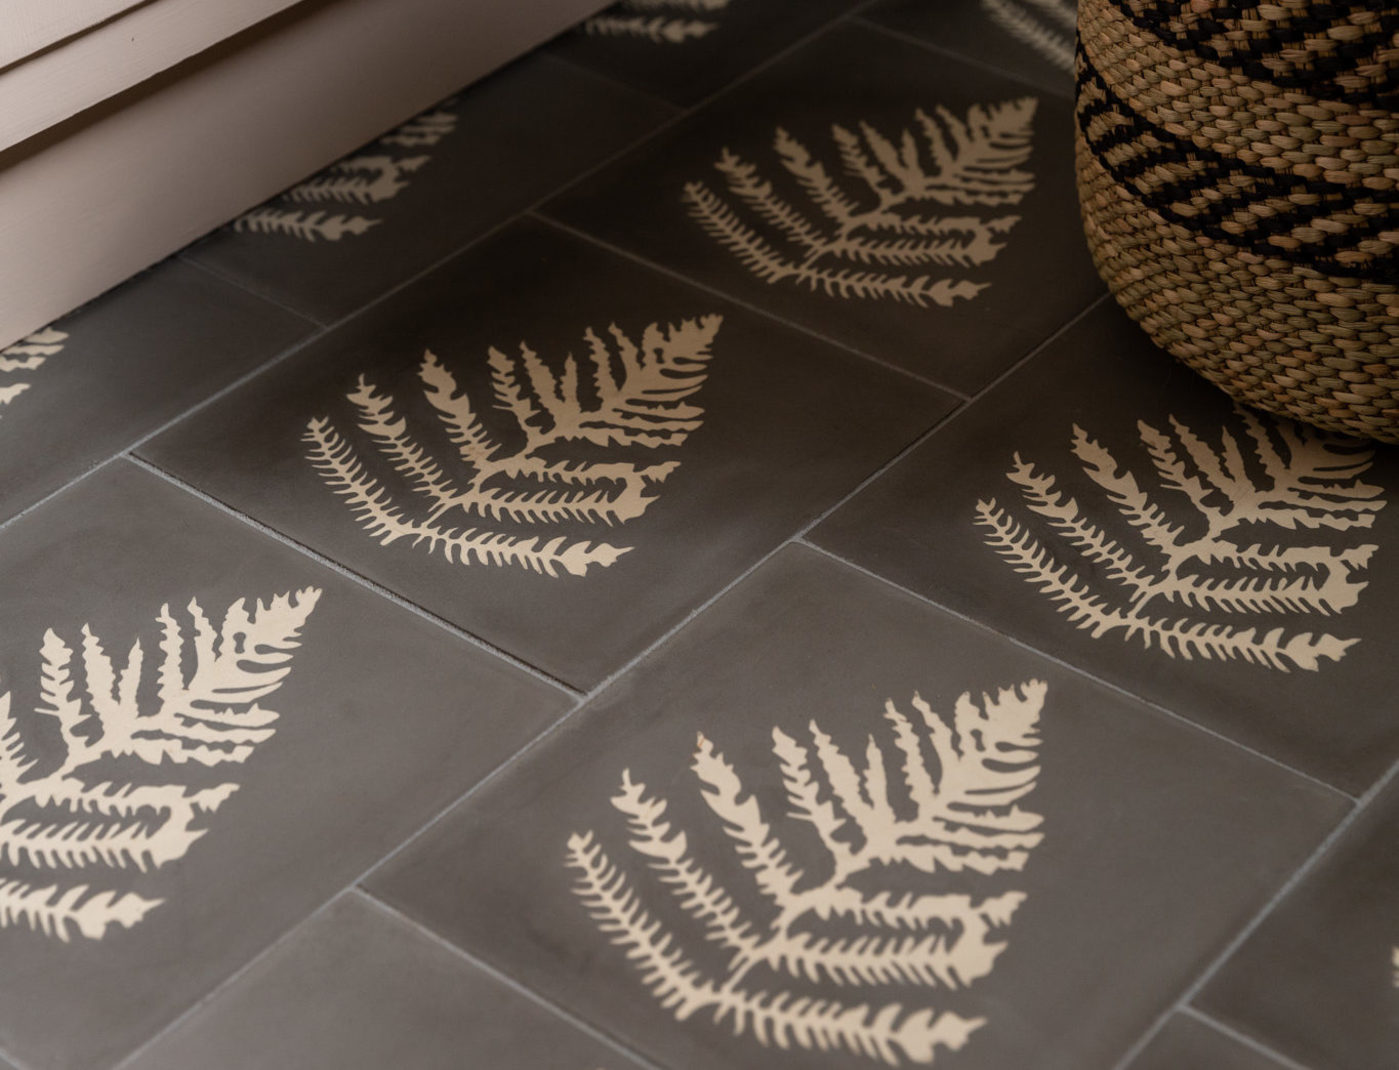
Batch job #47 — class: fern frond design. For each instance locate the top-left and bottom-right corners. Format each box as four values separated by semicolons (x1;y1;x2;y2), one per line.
377;106;457;148
583;0;732;42
233;106;457;243
683;99;1038;307
305;316;720;577
567;680;1047;1064
0;588;321;940
0;327;67;415
976;410;1388;671
980;0;1076;74
233;208;379;243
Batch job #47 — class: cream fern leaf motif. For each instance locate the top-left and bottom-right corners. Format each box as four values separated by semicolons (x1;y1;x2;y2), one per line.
233;105;457;243
583;0;733;43
980;0;1076;74
683;98;1038;307
0;588;321;941
0;327;67;416
305;315;720;578
976;410;1388;671
566;681;1047;1065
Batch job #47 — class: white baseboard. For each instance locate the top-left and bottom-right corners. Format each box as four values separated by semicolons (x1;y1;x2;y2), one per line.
0;0;605;347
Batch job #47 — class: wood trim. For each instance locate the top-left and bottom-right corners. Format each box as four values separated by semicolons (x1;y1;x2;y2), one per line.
0;0;308;149
1;1;149;69
0;0;606;347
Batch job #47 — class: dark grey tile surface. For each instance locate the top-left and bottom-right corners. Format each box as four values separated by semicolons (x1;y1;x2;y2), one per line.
2;3;1385;1065
184;54;676;325
142;218;953;689
366;546;1345;1070
0;462;569;1070
861;0;1077;98
127;893;650;1070
1127;1015;1292;1070
812;300;1399;794
1196;775;1399;1070
548;0;863;105
0;260;311;526
542;22;1103;394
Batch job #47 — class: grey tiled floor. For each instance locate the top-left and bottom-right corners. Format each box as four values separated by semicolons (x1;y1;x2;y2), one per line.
2;3;1395;1068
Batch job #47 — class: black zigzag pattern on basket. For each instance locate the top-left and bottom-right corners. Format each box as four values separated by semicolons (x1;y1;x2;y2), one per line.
1076;46;1399;281
1108;0;1399;108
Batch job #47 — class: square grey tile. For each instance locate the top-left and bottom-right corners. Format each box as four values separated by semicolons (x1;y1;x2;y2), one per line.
1196;775;1399;1070
548;0;863;106
812;300;1399;794
0;462;569;1069
1126;1016;1292;1070
542;22;1103;394
0;260;311;526
127;892;649;1070
142;217;953;689
184;54;675;324
861;0;1077;98
366;545;1345;1070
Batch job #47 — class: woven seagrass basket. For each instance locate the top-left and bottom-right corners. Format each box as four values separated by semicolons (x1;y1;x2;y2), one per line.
1075;0;1399;442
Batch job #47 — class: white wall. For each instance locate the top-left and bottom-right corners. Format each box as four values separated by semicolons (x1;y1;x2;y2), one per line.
0;0;606;347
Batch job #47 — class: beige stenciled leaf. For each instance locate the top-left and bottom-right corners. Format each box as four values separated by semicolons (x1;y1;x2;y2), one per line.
976;409;1387;671
0;588;321;941
0;327;68;416
305;315;720;578
566;680;1047;1065
683;98;1037;307
233;105;458;243
583;0;733;43
980;0;1076;74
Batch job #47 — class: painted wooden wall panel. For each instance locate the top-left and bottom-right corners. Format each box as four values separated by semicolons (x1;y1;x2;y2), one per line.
1;0;147;67
0;0;309;149
0;0;605;349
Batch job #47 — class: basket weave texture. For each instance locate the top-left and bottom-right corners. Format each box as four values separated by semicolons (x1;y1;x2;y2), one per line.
1076;0;1399;441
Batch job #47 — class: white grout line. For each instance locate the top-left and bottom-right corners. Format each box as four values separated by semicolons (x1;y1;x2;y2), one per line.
790;539;1383;1070
354;890;671;1070
501;296;1112;709
106;596;694;1070
797;538;1356;803
530;213;972;398
109;541;799;1067
106;683;617;1070
107;892;355;1069
310;293;1124;968
541;0;889;188
0;0;1081;550
8;9;1366;1069
0;44;690;536
126;455;581;700
178;255;334;327
30;40;1105;1064
134;285;1113;792
1107;756;1399;1070
100;298;1085;1049
112;884;668;1070
1178;1006;1315;1070
7;0;1084;545
0;456;120;543
849;12;1076;100
0;319;332;546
